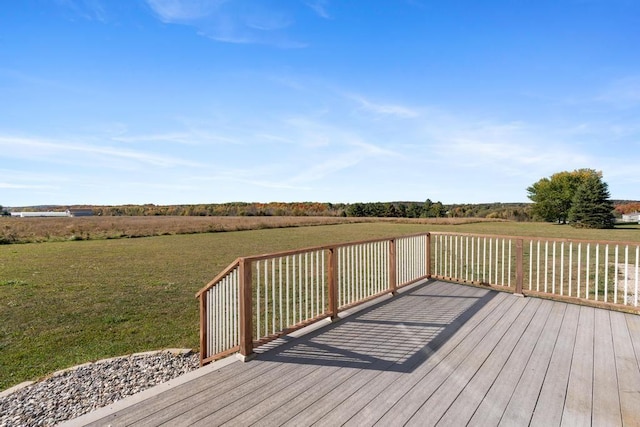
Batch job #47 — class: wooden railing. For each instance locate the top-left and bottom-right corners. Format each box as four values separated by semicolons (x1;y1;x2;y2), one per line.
430;232;640;311
196;233;430;365
197;231;640;365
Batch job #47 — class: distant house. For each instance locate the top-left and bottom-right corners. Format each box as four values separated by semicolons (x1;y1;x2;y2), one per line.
67;209;93;217
621;212;640;223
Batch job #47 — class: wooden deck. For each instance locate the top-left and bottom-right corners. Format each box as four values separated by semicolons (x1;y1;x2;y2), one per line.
78;280;640;426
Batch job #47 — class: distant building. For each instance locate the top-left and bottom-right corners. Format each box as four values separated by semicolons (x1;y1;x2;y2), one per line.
621;212;640;223
67;209;93;217
12;211;69;218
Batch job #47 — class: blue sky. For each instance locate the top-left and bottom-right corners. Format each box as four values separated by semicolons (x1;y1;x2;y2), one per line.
1;0;639;206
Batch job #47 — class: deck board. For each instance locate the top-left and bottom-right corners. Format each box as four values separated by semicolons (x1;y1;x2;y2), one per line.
380;296;528;426
441;297;550;426
404;297;542;426
611;311;640;427
530;303;581;427
74;280;640;427
562;305;595;426
592;309;622;426
495;300;566;426
344;291;514;426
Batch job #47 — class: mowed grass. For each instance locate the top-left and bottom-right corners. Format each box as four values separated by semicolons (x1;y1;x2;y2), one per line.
1;221;639;390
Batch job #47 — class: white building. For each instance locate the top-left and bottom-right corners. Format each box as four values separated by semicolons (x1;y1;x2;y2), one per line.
621;212;640;223
11;211;69;218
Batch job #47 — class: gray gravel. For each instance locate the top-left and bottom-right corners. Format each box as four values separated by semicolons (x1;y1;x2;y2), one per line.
0;351;200;427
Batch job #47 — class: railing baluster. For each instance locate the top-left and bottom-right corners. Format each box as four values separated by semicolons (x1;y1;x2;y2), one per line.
595;244;600;301
536;241;540;292
496;238;500;285
264;260;269;337
613;245;618;304
568;243;573;297
508;239;512;287
560;242;564;295
604;245;609;303
483;237;487;283
544;241;549;293
256;260;261;339
488;237;492;284
623;245;628;306
577;243;582;299
633;245;640;307
586;244;591;300
529;240;533;291
552;241;556;295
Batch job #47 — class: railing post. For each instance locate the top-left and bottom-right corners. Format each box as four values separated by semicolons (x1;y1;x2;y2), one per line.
515;239;524;296
238;258;254;360
389;239;397;294
426;233;432;278
199;293;207;366
328;247;339;320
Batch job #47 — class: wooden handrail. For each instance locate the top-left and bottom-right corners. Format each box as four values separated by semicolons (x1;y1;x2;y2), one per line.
195;258;241;297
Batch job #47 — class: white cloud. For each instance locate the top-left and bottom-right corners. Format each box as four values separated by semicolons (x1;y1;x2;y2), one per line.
305;0;331;19
145;0;310;47
348;94;420;118
0;135;202;168
0;183;56;190
145;0;226;22
112;130;237;145
55;0;108;22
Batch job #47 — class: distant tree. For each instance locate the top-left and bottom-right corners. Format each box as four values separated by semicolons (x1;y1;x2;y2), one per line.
406;203;422;218
421;199;434;217
384;203;398;217
568;174;615;229
346;203;366;217
430;201;446;218
527;169;599;223
397;203;407;218
0;205;7;216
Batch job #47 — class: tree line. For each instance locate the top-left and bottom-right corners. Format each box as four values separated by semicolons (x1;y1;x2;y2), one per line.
5;200;533;220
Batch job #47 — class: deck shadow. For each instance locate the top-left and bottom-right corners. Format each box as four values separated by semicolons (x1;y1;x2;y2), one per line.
255;281;497;374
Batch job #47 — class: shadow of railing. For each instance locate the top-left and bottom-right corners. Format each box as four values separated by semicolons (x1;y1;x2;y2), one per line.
256;281;497;373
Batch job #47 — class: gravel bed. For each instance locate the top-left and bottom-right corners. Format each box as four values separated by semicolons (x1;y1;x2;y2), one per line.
0;351;200;427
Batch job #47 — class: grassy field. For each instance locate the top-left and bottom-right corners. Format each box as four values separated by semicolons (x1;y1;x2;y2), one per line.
1;219;639;391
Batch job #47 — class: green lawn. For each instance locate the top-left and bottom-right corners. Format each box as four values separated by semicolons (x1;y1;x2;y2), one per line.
1;221;639;390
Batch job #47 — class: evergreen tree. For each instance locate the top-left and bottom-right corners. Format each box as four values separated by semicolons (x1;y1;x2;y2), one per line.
568;174;615;229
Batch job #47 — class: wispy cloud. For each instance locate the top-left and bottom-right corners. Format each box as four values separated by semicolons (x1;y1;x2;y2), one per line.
144;0;225;21
348;94;420;118
112;130;237;145
305;0;331;19
144;0;311;47
0;135;202;168
0;183;57;190
54;0;108;22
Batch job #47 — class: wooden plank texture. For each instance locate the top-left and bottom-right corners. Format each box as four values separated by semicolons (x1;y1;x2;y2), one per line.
529;303;581;427
495;300;566;426
561;306;595;426
611;311;640;427
76;281;640;427
591;309;622;426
